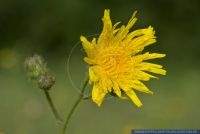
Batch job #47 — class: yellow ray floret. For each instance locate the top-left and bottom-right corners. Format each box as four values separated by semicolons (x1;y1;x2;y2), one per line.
80;9;166;107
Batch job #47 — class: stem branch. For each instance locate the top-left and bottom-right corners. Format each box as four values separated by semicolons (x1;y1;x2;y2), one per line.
44;90;62;123
62;78;89;134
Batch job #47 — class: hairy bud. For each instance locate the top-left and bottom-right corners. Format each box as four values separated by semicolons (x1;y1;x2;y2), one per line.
38;73;55;90
24;54;47;80
24;54;55;90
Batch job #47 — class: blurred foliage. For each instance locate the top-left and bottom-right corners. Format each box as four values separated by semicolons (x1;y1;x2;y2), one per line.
0;0;200;134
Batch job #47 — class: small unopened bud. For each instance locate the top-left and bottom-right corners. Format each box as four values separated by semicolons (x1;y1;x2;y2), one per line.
38;73;55;90
24;54;56;90
24;54;47;80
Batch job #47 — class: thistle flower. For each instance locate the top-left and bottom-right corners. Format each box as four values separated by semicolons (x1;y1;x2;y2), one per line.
80;9;166;107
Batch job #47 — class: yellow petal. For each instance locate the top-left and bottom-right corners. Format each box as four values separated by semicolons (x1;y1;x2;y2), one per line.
98;9;113;45
133;52;166;61
114;11;137;42
134;70;158;81
99;77;112;92
80;36;96;57
125;89;142;107
113;22;121;30
124;27;154;44
147;67;166;75
89;67;99;83
91;37;97;45
126;11;137;30
144;53;166;60
131;80;153;94
83;57;95;64
113;81;122;97
141;62;163;68
112;22;121;35
126;26;156;53
92;83;107;107
139;62;166;75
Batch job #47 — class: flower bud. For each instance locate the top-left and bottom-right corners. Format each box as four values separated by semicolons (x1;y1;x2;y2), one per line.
38;73;55;90
24;54;47;80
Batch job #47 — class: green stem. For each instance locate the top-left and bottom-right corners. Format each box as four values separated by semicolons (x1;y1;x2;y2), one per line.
44;90;63;123
61;77;89;134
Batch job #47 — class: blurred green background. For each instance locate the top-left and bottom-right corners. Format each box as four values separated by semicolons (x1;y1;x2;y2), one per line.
0;0;200;134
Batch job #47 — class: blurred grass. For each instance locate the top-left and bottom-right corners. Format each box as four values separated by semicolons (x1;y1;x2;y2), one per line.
1;0;200;134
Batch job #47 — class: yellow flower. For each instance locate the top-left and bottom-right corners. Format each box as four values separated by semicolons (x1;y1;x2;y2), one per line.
80;9;166;107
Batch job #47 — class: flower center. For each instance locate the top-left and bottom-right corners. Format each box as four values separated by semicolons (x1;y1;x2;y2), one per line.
97;47;129;78
101;55;120;72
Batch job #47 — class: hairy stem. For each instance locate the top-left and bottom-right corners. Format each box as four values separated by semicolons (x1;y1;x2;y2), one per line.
44;90;63;123
61;77;89;134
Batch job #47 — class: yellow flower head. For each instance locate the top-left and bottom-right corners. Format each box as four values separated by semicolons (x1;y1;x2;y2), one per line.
80;9;166;107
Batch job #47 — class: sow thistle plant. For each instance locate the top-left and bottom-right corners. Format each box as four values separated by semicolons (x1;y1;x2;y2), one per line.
24;9;166;134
